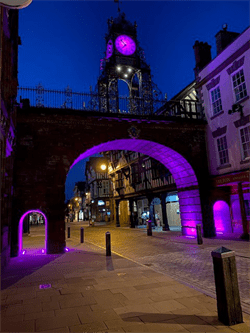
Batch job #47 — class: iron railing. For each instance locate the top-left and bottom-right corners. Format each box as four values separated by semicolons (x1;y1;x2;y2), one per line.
17;86;204;120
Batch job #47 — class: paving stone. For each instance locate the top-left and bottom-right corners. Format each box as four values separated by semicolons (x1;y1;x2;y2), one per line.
151;299;187;312
78;306;120;324
41;299;60;310
104;316;143;329
36;312;80;331
122;321;189;332
1;319;35;332
54;305;91;317
5;302;42;316
69;321;107;332
24;310;55;320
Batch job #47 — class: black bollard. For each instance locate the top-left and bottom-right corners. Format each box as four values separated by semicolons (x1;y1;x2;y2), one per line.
211;247;243;326
67;226;70;238
147;220;152;236
196;224;203;245
80;227;84;243
106;232;111;256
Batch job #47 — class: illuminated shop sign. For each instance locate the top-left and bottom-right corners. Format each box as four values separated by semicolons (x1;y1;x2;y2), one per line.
98;200;105;206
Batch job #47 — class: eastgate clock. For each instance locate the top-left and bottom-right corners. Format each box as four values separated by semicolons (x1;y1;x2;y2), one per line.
115;35;136;56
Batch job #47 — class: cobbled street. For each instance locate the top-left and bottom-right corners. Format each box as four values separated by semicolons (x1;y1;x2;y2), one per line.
67;223;250;314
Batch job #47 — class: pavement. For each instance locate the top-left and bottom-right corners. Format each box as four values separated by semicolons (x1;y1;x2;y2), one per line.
1;224;250;333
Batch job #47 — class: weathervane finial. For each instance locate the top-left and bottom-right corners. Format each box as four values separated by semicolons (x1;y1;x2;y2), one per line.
114;0;121;13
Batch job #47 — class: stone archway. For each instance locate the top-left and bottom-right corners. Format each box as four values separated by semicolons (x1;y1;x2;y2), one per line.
71;139;202;236
18;209;47;255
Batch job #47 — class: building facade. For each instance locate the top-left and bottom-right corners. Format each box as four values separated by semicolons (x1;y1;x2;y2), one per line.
194;25;250;239
105;150;182;230
85;157;112;222
1;7;20;270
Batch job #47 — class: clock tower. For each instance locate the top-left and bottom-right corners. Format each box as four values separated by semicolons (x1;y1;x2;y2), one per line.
98;12;159;115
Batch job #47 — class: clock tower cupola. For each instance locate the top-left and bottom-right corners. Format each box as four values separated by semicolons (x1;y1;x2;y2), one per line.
98;12;158;115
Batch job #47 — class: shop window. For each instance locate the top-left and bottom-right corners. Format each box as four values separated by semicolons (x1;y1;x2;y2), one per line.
244;200;250;217
240;125;250;160
210;86;222;115
217;136;229;165
232;69;247;102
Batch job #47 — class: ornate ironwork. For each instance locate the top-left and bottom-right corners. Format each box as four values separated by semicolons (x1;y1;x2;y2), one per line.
35;83;44;107
17;86;204;120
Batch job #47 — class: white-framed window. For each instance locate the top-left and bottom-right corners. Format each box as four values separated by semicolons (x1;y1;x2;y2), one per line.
232;69;247;102
217;136;229;165
210;86;222;115
240;125;250;160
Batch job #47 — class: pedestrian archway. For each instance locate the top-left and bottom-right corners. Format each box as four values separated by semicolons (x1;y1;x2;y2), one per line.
71;139;202;236
18;210;47;255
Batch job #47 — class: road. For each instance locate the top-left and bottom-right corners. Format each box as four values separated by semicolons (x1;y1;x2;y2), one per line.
67;222;250;315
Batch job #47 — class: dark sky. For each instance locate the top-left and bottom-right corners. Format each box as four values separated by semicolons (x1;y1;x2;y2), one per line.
18;1;249;201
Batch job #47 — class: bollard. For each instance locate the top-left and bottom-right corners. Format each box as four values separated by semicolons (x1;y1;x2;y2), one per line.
196;224;203;245
106;232;111;256
147;220;152;236
80;227;84;243
211;247;243;326
67;226;70;238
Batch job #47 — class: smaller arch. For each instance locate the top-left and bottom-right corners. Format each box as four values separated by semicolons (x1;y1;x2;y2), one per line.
18;210;47;255
213;200;232;234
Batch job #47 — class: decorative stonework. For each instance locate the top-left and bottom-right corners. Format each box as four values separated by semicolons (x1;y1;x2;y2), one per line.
212;126;227;138
206;76;220;91
128;125;140;139
227;56;245;75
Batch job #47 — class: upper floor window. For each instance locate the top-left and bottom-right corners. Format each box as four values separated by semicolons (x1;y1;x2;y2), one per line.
211;86;222;115
217;136;229;165
240;125;250;160
232;69;247;102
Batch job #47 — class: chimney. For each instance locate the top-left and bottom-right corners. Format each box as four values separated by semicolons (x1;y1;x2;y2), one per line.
193;41;212;77
215;24;240;55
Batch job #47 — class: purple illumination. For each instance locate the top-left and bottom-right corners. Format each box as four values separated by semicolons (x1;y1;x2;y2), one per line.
115;35;136;56
65;247;69;252
22;250;26;255
213;201;231;234
70;139;202;235
42;249;45;254
19;210;47;255
39;284;51;289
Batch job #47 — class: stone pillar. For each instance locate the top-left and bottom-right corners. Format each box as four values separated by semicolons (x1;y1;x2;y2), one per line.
238;182;249;240
46;207;65;254
161;193;169;231
115;199;120;227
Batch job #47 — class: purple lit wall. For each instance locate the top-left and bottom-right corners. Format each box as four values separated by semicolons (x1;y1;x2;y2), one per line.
18;210;47;255
71;139;202;236
213;201;232;234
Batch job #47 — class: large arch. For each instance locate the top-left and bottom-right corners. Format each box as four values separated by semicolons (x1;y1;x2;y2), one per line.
71;139;202;236
18;210;47;255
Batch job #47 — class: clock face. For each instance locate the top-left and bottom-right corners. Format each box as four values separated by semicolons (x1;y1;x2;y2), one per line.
115;35;136;56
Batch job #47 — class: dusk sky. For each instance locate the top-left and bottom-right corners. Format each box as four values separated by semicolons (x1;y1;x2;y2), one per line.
18;1;249;200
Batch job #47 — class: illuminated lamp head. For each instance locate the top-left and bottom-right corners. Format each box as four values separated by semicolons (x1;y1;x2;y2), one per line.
100;164;107;171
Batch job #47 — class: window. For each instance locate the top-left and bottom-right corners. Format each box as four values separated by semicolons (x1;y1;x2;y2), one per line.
232;69;247;102
211;86;222;115
240;126;250;160
217;136;229;165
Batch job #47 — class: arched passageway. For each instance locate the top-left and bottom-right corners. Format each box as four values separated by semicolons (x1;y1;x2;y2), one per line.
18;210;47;255
71;139;202;236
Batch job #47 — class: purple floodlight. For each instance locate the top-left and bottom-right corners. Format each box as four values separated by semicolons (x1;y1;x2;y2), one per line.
213;200;231;234
22;250;26;255
69;139;203;235
19;210;47;255
65;247;69;252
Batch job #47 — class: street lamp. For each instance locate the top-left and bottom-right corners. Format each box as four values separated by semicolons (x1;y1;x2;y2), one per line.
100;163;107;171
